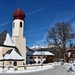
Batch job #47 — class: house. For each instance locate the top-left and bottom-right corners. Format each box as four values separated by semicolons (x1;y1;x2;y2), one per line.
67;46;75;62
26;48;54;65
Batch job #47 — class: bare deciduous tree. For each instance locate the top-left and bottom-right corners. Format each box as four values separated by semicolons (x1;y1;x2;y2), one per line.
47;21;75;62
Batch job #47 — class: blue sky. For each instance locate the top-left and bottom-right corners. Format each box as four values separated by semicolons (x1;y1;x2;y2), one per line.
0;0;75;47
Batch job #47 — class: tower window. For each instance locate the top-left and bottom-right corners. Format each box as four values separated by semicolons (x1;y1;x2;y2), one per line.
20;22;22;27
13;22;15;28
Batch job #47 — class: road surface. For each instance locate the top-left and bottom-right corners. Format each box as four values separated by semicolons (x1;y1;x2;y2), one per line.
0;65;75;75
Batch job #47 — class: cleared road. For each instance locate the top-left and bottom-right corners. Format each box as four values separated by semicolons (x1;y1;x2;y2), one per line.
0;65;75;75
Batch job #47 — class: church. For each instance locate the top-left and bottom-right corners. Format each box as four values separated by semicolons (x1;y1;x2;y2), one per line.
0;7;26;67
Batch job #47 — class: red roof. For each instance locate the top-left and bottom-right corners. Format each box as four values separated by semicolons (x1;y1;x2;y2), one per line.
13;8;25;20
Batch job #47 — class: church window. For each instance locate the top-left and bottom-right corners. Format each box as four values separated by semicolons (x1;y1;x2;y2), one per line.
20;22;22;28
13;22;15;28
13;61;17;66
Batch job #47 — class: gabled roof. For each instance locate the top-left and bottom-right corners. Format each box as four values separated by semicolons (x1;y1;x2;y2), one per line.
26;51;54;56
0;30;15;48
33;51;54;56
0;49;24;61
5;48;21;56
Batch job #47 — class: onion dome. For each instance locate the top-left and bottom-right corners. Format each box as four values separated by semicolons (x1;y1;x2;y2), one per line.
13;8;25;20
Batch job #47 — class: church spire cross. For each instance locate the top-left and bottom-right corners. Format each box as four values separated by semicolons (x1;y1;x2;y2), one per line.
18;0;20;10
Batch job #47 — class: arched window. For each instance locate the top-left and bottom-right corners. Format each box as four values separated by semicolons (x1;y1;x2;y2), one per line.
20;22;22;28
13;22;15;28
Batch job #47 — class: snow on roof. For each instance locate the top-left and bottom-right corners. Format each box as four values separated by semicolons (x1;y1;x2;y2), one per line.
0;49;24;61
33;51;54;55
26;51;54;56
4;54;11;59
4;33;15;47
0;30;16;47
10;49;24;60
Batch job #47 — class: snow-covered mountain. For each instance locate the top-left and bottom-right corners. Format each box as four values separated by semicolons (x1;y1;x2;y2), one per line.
45;44;56;48
30;44;56;50
30;45;45;50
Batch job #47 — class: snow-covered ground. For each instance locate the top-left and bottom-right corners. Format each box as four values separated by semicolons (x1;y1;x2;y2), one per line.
0;65;54;73
0;62;75;74
52;61;75;74
65;62;75;72
52;61;64;66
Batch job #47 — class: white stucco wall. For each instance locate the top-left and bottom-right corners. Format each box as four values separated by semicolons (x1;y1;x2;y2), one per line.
12;19;24;37
26;56;46;65
12;19;26;65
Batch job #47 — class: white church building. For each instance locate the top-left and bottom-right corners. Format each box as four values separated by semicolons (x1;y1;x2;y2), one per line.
0;7;26;67
0;6;54;70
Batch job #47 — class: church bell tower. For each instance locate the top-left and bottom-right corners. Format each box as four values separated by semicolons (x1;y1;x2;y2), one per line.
12;7;26;64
